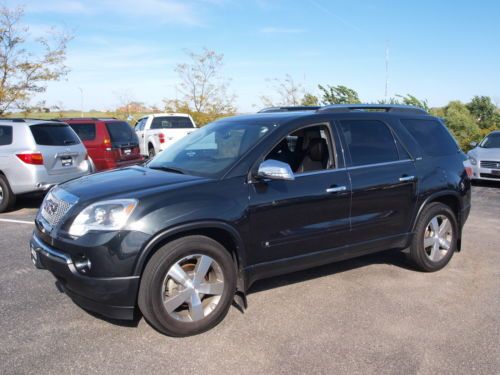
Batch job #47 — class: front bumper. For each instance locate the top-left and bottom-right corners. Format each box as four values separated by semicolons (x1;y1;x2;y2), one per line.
470;164;500;181
30;233;139;320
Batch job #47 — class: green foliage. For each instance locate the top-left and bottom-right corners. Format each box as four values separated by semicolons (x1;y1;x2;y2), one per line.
0;5;72;115
438;101;481;150
318;85;361;105
396;94;430;112
163;99;234;127
301;93;319;106
466;96;498;131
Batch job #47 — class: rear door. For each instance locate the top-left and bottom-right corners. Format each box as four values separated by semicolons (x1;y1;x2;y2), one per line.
105;121;141;162
336;118;418;249
29;123;86;175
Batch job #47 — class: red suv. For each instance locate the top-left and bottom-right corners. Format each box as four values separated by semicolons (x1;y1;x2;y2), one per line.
63;118;143;171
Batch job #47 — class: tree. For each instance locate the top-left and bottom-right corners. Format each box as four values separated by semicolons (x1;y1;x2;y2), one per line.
260;74;304;107
175;48;235;115
440;101;481;150
395;94;430;112
301;92;319;106
466;96;497;129
318;84;360;105
0;5;72;115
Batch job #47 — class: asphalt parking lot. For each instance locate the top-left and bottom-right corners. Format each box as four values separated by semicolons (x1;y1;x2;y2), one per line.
0;183;499;374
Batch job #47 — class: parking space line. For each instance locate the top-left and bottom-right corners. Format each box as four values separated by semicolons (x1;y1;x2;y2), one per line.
0;218;34;225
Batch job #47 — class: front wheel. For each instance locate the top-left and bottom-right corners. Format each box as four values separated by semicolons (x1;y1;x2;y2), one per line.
408;202;458;272
138;235;236;336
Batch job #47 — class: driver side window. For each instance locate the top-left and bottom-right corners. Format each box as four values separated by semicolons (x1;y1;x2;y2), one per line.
265;124;335;174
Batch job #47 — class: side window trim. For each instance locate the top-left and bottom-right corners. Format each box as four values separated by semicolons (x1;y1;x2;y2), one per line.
262;122;337;176
336;118;405;168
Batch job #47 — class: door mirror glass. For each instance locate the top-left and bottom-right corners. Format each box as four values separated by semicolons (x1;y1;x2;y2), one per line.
257;159;295;181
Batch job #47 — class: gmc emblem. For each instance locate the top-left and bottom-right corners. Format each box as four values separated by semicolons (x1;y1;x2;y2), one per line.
44;199;58;216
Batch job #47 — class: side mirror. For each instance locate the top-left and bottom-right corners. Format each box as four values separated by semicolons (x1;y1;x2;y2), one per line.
257;159;295;181
470;141;478;147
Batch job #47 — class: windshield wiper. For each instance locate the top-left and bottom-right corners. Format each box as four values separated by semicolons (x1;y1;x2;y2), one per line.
149;165;185;174
63;140;77;145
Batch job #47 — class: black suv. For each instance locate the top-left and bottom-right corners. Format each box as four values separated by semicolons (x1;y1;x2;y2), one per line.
31;105;471;336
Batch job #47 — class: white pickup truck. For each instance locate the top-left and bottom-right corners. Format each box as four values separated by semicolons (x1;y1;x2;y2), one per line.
134;113;197;158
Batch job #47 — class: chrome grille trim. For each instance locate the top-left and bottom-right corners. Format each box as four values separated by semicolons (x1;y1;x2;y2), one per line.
40;187;78;227
480;160;500;169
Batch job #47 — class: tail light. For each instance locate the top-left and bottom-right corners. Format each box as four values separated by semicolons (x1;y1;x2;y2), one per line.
17;153;44;165
158;133;165;144
463;160;473;178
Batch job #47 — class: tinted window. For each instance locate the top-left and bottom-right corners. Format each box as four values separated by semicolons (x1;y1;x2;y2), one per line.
0;126;13;146
30;124;80;146
479;132;500;149
105;121;138;144
135;118;146;131
339;120;399;166
68;123;96;141
151;116;194;129
400;119;459;156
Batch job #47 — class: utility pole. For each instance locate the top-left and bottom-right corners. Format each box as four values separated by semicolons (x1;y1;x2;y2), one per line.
385;42;389;99
78;87;84;117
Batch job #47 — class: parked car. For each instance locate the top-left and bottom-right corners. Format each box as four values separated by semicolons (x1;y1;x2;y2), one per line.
0;119;90;212
31;105;471;336
134;113;196;158
467;130;500;181
63;118;143;171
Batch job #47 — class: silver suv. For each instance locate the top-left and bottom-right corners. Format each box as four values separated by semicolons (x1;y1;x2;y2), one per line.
0;119;91;212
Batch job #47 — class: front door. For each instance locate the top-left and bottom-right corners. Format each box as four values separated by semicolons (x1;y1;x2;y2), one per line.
247;123;351;268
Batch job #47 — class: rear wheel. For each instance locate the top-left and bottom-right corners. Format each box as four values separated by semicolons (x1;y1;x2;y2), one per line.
0;175;15;213
148;145;155;159
408;202;458;272
138;235;236;336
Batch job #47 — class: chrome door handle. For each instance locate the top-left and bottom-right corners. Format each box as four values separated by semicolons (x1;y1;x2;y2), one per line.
399;176;415;182
326;186;347;193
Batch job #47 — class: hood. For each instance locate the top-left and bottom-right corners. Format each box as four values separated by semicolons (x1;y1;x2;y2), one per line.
59;166;206;202
469;147;500;160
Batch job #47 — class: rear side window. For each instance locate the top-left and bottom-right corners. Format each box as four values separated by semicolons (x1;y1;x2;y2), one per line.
339;120;399;166
30;124;81;146
151;116;194;129
0;126;13;145
68;123;96;141
105;121;138;143
400;119;459;157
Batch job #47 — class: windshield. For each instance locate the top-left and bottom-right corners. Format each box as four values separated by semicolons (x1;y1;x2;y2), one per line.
479;133;500;149
147;120;277;177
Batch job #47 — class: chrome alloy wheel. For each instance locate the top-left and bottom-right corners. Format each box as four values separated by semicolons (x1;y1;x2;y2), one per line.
423;215;453;262
0;185;3;204
161;254;225;322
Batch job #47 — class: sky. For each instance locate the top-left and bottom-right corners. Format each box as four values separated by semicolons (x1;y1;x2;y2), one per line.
6;0;500;112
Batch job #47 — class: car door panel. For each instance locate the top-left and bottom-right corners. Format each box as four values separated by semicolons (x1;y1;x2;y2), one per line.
248;168;351;266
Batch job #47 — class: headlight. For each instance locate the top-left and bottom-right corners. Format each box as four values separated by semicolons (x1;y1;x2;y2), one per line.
468;155;477;165
68;199;138;237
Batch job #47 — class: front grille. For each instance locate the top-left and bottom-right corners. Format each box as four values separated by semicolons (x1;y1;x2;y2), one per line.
480;173;500;180
480;160;500;169
40;189;77;227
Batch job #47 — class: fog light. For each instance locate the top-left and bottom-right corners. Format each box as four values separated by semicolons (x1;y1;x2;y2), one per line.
74;258;91;274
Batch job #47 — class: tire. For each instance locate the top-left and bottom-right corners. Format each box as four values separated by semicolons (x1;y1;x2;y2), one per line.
148;145;155;159
0;174;16;213
138;235;236;337
408;202;458;272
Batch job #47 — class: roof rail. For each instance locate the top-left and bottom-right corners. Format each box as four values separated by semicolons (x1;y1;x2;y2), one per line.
0;118;63;122
317;104;428;115
57;117;117;121
258;106;321;113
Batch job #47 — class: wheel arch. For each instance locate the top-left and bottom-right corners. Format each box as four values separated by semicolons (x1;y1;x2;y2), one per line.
133;221;247;289
411;190;463;250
